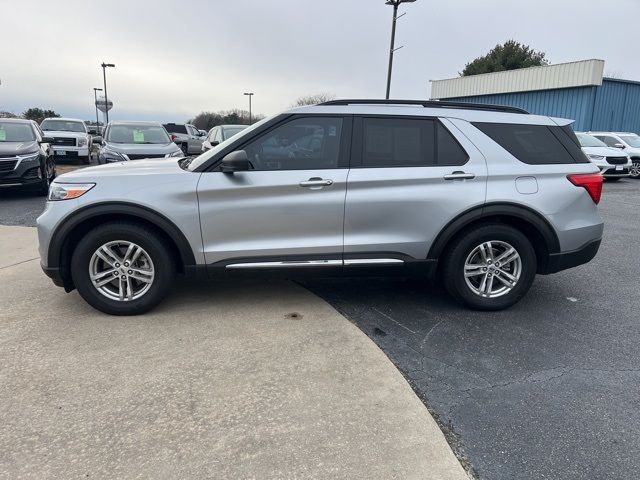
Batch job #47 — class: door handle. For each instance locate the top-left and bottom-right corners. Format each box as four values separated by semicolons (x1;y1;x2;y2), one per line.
299;177;333;188
443;171;475;181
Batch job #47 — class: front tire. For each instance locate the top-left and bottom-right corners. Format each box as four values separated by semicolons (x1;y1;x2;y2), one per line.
630;160;640;179
71;222;176;315
442;224;537;311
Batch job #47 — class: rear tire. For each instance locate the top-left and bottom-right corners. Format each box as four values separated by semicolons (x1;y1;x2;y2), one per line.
71;222;176;315
442;224;537;311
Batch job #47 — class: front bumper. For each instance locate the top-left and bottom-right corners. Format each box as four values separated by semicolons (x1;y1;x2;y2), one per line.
545;238;601;274
600;165;631;177
0;157;42;188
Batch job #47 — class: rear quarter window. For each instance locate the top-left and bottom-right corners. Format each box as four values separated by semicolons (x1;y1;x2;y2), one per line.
473;122;589;165
163;124;188;134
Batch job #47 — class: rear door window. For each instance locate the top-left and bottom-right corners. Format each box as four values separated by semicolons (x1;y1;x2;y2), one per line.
473;122;588;164
361;118;436;167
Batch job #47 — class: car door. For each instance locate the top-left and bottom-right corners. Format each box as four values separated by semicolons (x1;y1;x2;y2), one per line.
187;125;202;154
344;116;487;261
197;115;351;267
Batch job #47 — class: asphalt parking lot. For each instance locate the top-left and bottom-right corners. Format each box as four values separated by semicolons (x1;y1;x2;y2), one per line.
1;174;638;479
305;179;640;480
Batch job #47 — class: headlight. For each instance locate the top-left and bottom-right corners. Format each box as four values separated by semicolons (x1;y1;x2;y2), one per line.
100;147;126;162
166;150;184;158
78;137;88;147
48;183;95;201
588;154;605;161
17;152;40;162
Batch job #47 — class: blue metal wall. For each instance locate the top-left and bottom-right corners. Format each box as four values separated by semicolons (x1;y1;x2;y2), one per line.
444;79;640;133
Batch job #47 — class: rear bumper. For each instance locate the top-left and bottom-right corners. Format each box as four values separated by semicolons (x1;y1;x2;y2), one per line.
544;238;601;274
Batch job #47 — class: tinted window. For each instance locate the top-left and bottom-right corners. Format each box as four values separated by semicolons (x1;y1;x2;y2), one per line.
473;123;587;164
242;117;343;170
41;119;86;133
362;118;435;167
106;124;170;144
437;122;468;166
594;135;618;147
0;122;36;142
163;124;188;134
223;126;246;139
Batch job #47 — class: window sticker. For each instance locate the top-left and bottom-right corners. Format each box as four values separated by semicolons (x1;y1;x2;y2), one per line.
132;130;145;143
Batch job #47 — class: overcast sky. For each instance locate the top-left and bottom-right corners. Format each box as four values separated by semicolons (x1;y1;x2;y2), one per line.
2;0;638;122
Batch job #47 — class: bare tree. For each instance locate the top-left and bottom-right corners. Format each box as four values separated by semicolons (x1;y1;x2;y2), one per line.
291;93;336;107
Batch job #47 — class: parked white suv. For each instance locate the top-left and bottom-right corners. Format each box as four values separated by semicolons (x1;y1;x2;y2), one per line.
40;118;92;165
588;132;640;179
38;99;604;315
575;133;631;180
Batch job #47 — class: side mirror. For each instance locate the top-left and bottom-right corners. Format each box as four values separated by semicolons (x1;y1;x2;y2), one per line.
93;136;103;145
88;129;97;135
220;150;250;173
211;141;220;147
614;143;626;149
41;136;54;143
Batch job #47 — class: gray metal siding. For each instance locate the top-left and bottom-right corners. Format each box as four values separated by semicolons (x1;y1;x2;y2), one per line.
444;79;640;133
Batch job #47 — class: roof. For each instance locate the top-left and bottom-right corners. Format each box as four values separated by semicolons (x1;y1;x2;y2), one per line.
109;120;163;126
285;102;569;126
0;118;32;123
42;117;84;123
430;59;605;100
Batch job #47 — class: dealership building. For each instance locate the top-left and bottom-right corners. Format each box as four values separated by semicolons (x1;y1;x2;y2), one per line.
430;59;640;133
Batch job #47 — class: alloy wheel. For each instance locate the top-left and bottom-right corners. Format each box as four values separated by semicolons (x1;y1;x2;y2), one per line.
89;240;155;301
464;241;522;298
630;161;640;178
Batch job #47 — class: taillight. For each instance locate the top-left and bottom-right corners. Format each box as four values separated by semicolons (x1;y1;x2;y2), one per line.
170;134;177;141
567;173;603;204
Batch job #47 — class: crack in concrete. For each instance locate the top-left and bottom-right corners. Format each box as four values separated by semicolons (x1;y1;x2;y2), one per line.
0;257;39;270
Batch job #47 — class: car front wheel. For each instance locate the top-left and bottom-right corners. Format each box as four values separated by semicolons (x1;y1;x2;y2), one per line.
630;160;640;179
442;224;537;311
71;222;176;315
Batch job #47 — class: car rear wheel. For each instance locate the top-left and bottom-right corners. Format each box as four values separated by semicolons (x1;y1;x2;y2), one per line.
630;160;640;179
71;222;176;315
442;224;537;311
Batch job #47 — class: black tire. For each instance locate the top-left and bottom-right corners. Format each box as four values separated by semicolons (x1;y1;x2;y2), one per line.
71;222;176;315
36;162;52;196
80;155;90;165
630;160;640;179
180;143;188;155
441;224;537;311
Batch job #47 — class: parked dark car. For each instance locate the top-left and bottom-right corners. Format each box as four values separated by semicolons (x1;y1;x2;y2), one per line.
0;118;55;195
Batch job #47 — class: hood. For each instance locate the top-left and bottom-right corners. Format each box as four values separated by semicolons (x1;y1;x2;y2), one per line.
581;146;629;157
0;140;39;156
102;141;180;155
42;130;87;138
55;157;187;182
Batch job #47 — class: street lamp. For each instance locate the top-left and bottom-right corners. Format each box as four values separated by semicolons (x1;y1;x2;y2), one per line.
93;87;102;130
243;92;254;124
384;0;416;99
101;62;115;123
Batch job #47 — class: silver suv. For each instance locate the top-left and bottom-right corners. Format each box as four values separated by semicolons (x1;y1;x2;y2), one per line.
37;100;604;315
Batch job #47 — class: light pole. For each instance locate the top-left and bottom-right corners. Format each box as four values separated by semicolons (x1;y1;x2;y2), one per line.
101;62;115;123
385;0;416;99
93;87;102;129
243;92;254;124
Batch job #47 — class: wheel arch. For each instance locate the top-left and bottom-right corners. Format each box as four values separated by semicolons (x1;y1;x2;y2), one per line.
428;203;561;274
48;202;196;289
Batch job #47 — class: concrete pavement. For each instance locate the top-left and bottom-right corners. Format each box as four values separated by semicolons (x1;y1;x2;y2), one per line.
0;225;468;479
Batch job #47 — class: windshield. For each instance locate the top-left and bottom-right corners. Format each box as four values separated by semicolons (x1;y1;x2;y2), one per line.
223;126;247;139
187;115;275;171
41;119;86;133
106;124;171;144
0;122;36;142
576;133;607;148
163;124;187;134
619;135;640;148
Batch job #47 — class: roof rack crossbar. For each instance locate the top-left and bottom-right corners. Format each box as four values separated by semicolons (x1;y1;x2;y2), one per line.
318;99;529;114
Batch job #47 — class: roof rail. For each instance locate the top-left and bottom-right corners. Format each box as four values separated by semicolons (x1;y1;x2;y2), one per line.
318;99;529;114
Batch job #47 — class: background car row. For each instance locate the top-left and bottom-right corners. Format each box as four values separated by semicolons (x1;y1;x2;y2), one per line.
576;131;640;180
